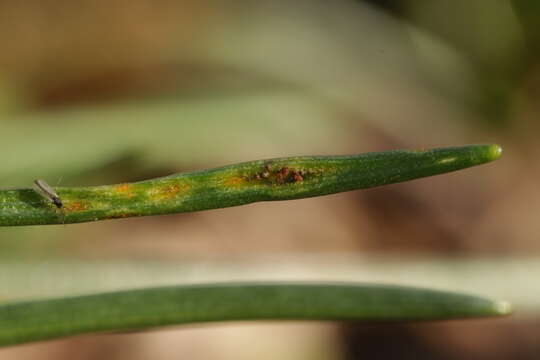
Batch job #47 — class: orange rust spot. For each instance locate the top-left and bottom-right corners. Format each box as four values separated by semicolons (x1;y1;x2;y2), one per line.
116;184;130;192
64;201;89;212
115;183;135;198
225;176;245;187
162;185;181;197
293;172;304;182
152;183;190;201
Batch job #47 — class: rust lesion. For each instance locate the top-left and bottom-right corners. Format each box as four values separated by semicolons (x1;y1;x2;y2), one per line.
224;176;246;187
64;201;90;212
115;183;135;198
151;182;190;201
116;184;130;192
292;171;304;182
250;164;312;185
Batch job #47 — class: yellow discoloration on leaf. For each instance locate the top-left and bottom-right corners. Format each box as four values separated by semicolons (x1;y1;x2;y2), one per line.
115;184;135;198
115;184;130;192
438;157;457;164
224;176;246;187
151;183;190;201
64;201;89;212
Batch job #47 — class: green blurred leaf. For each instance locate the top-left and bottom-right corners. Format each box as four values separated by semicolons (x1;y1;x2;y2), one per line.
0;92;344;186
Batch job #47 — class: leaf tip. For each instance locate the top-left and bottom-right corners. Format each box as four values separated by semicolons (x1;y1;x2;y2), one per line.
487;144;503;161
493;299;513;316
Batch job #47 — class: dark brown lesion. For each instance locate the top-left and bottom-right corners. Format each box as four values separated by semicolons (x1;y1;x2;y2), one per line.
249;164;315;185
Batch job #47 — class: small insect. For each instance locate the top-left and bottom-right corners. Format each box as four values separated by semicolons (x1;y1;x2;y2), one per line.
33;179;63;209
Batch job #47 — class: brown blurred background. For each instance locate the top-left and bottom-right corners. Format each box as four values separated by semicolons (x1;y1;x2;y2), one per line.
0;0;539;359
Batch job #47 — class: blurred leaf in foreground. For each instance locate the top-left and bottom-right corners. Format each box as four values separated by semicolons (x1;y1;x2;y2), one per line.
0;282;511;347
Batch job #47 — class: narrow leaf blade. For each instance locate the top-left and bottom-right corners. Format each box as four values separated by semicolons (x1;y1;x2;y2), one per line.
0;144;502;226
0;282;511;347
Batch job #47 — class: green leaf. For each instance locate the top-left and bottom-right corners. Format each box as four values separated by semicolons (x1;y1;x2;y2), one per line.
0;144;502;226
0;92;342;185
0;282;511;347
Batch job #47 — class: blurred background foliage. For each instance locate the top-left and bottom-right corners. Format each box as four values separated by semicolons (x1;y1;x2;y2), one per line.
0;0;538;359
